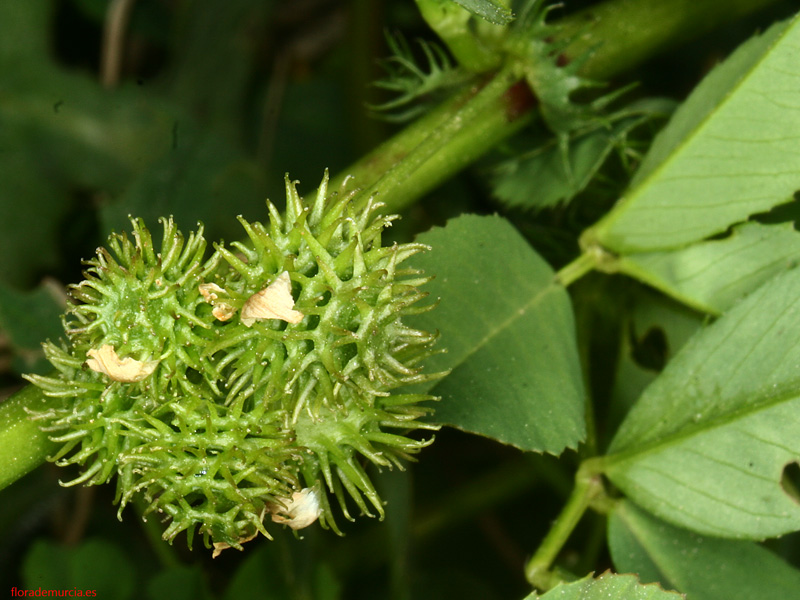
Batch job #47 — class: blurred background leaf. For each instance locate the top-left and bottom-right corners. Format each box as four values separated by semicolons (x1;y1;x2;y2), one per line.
0;280;63;375
23;537;136;599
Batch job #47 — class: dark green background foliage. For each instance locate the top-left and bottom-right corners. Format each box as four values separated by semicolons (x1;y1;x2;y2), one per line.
2;1;800;599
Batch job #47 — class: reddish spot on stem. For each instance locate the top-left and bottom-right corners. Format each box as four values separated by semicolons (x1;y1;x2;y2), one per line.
503;80;537;122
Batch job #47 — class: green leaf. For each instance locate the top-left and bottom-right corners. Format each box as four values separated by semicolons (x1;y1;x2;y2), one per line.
450;0;513;25
617;222;800;315
586;14;800;252
604;266;800;538
491;99;674;211
22;538;136;600
0;64;176;195
607;288;704;442
608;499;800;600
165;0;267;143
21;539;71;591
410;215;585;453
523;572;683;599
101;129;264;245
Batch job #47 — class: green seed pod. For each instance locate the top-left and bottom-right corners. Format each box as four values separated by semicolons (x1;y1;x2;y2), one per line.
26;217;219;488
26;172;442;553
206;172;442;532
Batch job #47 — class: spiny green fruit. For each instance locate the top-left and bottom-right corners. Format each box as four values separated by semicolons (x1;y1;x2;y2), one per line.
26;172;442;553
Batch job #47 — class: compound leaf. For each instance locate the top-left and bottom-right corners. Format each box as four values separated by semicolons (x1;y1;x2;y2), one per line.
410;215;585;454
608;500;800;600
523;572;682;600
617;221;800;314
605;266;800;538
586;14;800;252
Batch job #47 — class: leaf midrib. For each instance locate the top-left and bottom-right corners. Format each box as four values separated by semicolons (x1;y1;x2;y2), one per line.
428;276;564;394
602;379;800;469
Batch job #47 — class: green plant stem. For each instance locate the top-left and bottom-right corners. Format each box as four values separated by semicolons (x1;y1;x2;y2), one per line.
555;252;597;287
332;63;532;214
524;460;605;591
333;0;781;215
556;0;784;80
0;385;60;489
414;0;503;72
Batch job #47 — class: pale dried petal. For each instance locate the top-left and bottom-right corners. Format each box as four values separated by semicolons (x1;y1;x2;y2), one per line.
86;344;158;383
211;303;236;321
198;282;225;302
270;487;321;530
200;283;237;321
211;529;259;558
241;271;304;326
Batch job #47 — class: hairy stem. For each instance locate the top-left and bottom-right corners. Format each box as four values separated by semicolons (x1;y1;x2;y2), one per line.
414;0;504;72
341;63;532;214
333;0;781;215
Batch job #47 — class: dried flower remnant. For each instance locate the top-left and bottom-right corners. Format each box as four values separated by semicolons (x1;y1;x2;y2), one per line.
270;487;322;530
212;304;236;321
240;271;304;325
211;528;261;559
86;344;159;383
198;282;225;302
199;282;236;321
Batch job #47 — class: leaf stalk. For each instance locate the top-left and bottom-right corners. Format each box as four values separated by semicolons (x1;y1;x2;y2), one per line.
524;459;605;591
